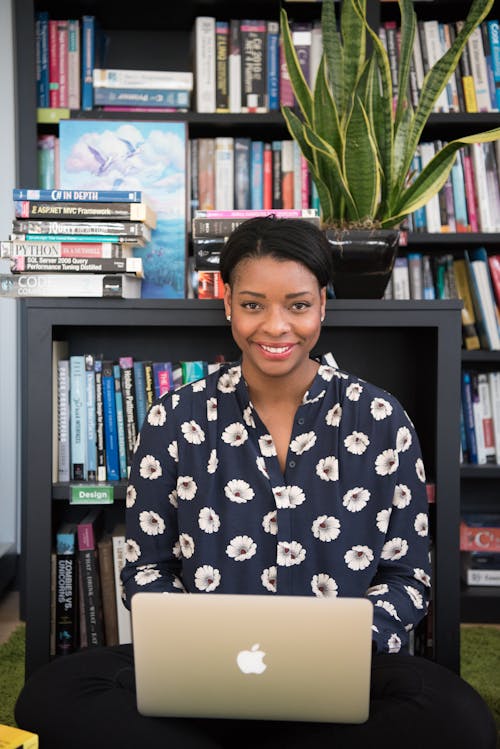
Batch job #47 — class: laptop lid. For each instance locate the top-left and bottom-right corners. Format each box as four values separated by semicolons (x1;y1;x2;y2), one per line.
131;592;373;724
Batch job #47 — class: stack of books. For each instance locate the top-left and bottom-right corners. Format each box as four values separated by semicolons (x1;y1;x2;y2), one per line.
0;188;157;298
460;515;500;587
92;68;193;112
191;208;321;298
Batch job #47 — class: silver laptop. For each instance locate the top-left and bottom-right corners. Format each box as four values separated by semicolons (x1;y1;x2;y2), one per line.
131;592;373;724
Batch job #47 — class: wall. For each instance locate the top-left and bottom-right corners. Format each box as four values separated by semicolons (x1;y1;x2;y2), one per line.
0;0;20;552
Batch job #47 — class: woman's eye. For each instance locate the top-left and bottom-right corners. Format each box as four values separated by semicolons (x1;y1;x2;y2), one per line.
242;302;261;310
292;302;311;311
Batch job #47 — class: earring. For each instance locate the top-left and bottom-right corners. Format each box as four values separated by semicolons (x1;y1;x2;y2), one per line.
226;315;231;322
321;315;325;322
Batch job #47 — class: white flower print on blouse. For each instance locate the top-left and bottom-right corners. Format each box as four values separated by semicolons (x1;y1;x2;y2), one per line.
198;507;221;534
243;405;256;428
225;479;255;503
343;487;370;513
171;393;180;409
179;533;195;558
262;510;278;535
176;475;197;501
344;431;370;455
207;397;217;421
181;420;205;445
396;426;412;452
258;434;276;457
318;364;335;381
346;382;363;401
207;449;218;474
414;513;428;536
256;456;270;478
217;367;241;393
134;433;141;453
414;568;431;587
387;634;402;653
167;440;178;462
126;485;136;508
272;485;305;509
344;545;374;571
290;431;317;455
370;397;393;420
195;565;221;592
415;458;426;482
222;422;248;447
311;515;341;542
376;508;391;533
192;379;206;392
405;585;424;609
366;583;389;596
139;454;162;480
134;564;161;586
169;489;178;508
261;566;277;593
375;449;399;476
277;541;306;567
316;456;339;481
393;483;411;508
325;403;342;426
311;573;338;597
375;600;400;620
302;389;326;405
125;538;140;563
172;541;181;559
139;510;165;536
381;537;409;560
147;403;166;426
226;535;257;561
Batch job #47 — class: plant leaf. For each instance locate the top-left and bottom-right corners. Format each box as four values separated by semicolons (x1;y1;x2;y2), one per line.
394;0;416;130
313;55;342;158
339;0;366;114
321;0;345;114
280;7;313;124
344;96;381;221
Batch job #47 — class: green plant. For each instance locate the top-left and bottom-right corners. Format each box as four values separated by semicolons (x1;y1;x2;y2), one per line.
281;0;500;229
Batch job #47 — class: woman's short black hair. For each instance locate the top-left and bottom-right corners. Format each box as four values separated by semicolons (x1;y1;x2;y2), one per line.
219;216;333;288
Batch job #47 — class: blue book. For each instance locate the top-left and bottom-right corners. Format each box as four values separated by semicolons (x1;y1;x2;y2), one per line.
487;20;500;110
12;188;146;203
81;16;108;111
133;361;147;431
251;141;264;209
84;354;97;481
69;355;87;481
113;364;128;480
152;362;174;398
101;361;120;481
35;11;50;107
450;151;469;232
93;88;190;108
461;371;478;464
267;20;280;111
410;154;426;231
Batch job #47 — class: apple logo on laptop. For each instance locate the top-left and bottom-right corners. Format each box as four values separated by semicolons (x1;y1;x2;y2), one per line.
236;643;267;674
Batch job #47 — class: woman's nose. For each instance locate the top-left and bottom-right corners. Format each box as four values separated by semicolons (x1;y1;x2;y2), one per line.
262;307;291;334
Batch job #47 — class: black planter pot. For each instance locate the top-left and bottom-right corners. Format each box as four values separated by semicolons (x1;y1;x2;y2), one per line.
324;228;400;299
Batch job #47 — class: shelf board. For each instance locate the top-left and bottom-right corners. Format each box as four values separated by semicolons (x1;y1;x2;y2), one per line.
403;232;500;248
462;349;500;362
460;464;500;479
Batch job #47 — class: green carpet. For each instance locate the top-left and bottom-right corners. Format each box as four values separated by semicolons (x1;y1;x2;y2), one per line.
0;624;499;740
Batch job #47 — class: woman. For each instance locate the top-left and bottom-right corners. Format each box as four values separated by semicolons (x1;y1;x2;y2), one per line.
16;217;496;748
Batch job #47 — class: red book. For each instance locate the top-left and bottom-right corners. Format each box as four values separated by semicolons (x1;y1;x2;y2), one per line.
57;20;69;108
263;143;273;210
48;20;60;107
487;255;500;307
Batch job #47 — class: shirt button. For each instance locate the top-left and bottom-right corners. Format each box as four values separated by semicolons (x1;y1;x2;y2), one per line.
288;460;296;469
297;417;305;425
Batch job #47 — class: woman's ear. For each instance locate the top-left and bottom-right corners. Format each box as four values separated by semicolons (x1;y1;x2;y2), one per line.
223;283;232;320
320;286;327;322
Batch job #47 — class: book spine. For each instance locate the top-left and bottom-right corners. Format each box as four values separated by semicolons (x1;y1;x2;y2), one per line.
408;252;424;299
97;535;119;646
477;371;497;463
57;360;70;483
462;147;480;232
423;21;449;112
487;20;500;110
77;521;104;647
279;33;294;107
35;11;50;107
69;355;87;481
215;21;229;113
229;19;242;113
233;137;251;210
194;208;318;219
133;361;147;432
463;565;500;586
263;142;273;210
14;234;143;244
12;188;145;202
94;358;107;482
67;19;80;110
113;364;128;480
472;142;494;232
152;362;173;398
101;361;120;481
250;140;264;210
119;357;138;472
57;19;69;108
471;370;487;464
468;25;493;112
197;138;216;211
488;371;500;463
292;21;312;88
55;530;77;655
0;273;142;298
450;150;470;232
214;137;234;210
195;17;216;113
241;19;267;113
461;371;478;464
453;258;481;350
481;22;498;111
267;21;280;111
272;140;283;209
457;20;478;112
192;214;320;238
93;68;193;89
143;362;155;411
281;140;294;210
112;533;132;644
14;200;154;224
81;16;95;111
198;270;224;299
85;354;97;481
1;241;130;259
93;88;190;108
48;20;60;107
12;219;151;240
10;256;143;274
422;255;436;299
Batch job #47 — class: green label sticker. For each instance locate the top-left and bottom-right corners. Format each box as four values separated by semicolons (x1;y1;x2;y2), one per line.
70;484;114;505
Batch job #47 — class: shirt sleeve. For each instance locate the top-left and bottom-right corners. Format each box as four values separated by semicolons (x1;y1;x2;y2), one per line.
367;403;432;655
121;396;184;607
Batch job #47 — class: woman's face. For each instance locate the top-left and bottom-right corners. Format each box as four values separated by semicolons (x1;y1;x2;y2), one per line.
224;255;326;385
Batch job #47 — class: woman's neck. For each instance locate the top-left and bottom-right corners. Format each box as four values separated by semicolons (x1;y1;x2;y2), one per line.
242;357;319;411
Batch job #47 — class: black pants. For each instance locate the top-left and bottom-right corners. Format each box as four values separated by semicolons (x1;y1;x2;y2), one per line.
15;645;497;749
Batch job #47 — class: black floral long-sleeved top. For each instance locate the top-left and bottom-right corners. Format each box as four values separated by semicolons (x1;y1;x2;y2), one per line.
122;353;431;654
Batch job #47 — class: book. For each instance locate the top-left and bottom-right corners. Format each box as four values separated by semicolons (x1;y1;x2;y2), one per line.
214;137;234;210
97;534;119;646
487;254;500;308
133;360;148;431
113;363;128;480
488;370;500;464
462;556;500;586
13;188;148;203
215;21;230;113
0;274;142;298
452;258;481;350
267;21;280;111
407;253;424;299
234;137;251;210
67;18;80;110
461;371;478;464
476;371;497;464
93;87;190;109
0;725;38;748
240;19;267;112
423;21;449;112
462;146;480;231
460;514;500;551
465;248;500;350
471;142;495;232
93;69;193;90
194;17;216;113
81;16;108;111
69;355;87;481
77;508;104;646
101;361;120;481
111;525;132;644
1;240;133;259
198;138;216;211
450;150;470;232
12;219;151;242
10;256;143;275
54;522;78;656
94;358;106;482
468;25;493;111
229;19;242;113
58;119;188;298
198;270;225;299
56;358;71;482
84;354;98;481
153;362;174;398
250;140;264;210
14;200;157;228
483;141;500;231
487;20;500;109
119;356;138;471
35;10;49;108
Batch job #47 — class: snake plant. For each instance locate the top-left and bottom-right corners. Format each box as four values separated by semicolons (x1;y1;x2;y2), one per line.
281;0;500;229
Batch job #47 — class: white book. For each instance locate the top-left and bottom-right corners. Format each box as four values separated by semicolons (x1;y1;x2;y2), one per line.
470;259;500;349
471;142;495;232
423;21;449;112
487;371;500;463
419;142;442;232
463;566;500;586
57;359;70;483
293;141;303;209
471;372;487;464
392;257;411;299
477;372;497;463
229;19;242;113
483;142;500;232
215;137;234;210
407;253;424;299
93;68;193;90
310;20;323;90
467;26;493;112
112;530;132;644
67;19;80;109
0;273;142;298
440;23;459;112
195;17;216;113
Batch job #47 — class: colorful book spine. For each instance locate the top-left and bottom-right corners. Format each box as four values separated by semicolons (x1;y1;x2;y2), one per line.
215;21;230;113
57;19;69;108
48;19;60;108
84;354;97;481
1;241;128;259
119;356;138;471
35;11;50;107
69;355;87;481
101;361;120;481
144;362;155;412
487;20;500;110
263;142;273;210
97;534;119;646
214;137;234;210
240;19;267;112
14;200;156;227
81;16;95;111
112;527;132;644
57;359;70;483
450;150;469;232
93;68;193;89
55;523;77;655
195;16;216;113
251;140;264;210
94;358;107;482
12;188;146;202
153;362;174;398
113;364;128;480
77;509;104;647
267;21;280;111
0;274;142;299
133;361;148;431
93;88;190;108
67;18;80;110
461;371;478;464
12;219;151;241
229;19;242;113
10;256;143;275
234;137;251;210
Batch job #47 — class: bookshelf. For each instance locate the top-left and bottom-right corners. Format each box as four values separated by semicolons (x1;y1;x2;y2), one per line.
10;0;499;670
